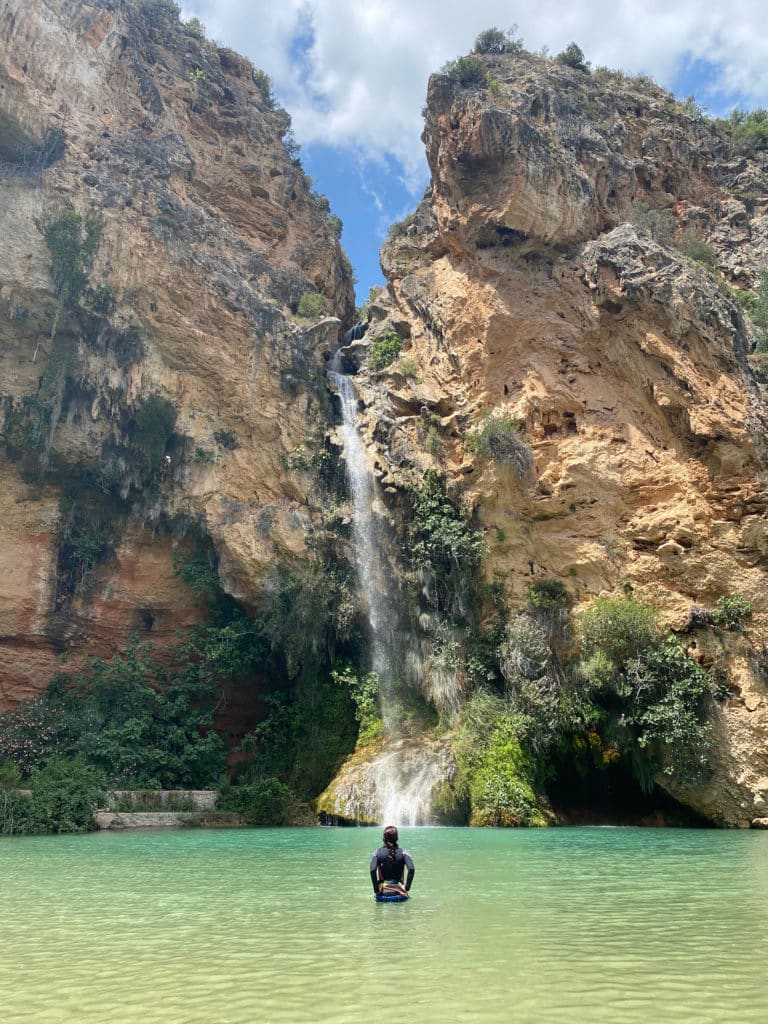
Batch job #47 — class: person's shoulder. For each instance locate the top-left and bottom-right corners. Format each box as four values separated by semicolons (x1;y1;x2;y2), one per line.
402;848;413;857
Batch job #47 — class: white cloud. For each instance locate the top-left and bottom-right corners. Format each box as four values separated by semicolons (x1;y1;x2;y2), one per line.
182;0;768;193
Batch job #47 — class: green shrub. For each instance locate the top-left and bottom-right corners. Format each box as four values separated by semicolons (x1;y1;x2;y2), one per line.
396;356;421;380
296;292;327;318
39;208;102;310
217;779;293;825
56;488;115;594
0;640;228;788
624;637;714;782
325;213;343;239
183;16;205;39
631;201;676;246
28;758;106;834
676;227;718;271
193;446;216;464
712;594;753;631
387;213;417;239
466;411;532;475
733;269;768;352
441;56;491;88
141;0;180;22
260;560;357;679
717;108;768;156
367;331;402;371
332;663;382;747
454;693;545;826
252;68;277;109
213;429;239;450
578;595;661;673
236;678;357;801
525;579;572;616
474;25;524;55
555;42;590;71
407;470;485;617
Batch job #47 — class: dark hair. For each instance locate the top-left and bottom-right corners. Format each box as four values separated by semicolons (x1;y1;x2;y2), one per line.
383;825;398;861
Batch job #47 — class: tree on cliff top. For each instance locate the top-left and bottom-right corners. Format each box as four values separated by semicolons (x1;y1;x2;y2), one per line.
556;42;590;72
474;26;524;56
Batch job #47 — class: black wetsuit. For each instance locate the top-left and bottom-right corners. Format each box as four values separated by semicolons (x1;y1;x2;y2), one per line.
370;845;415;893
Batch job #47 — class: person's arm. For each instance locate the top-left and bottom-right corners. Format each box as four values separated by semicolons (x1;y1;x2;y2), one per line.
403;850;415;891
370;852;381;893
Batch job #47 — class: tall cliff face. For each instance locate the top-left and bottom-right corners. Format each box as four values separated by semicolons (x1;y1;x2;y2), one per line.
0;0;354;709
344;54;768;825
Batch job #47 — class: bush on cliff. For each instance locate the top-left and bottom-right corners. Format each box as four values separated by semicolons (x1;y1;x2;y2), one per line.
474;26;524;55
577;596;717;787
716;108;768;156
441;56;491;89
555;42;590;72
367;331;402;371
296;292;327;318
466;411;532;476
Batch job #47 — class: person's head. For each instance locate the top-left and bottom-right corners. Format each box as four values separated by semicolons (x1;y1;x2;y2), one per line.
383;825;398;848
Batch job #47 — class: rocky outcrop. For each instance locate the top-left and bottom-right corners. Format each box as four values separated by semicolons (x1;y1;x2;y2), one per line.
0;0;354;707
338;52;768;826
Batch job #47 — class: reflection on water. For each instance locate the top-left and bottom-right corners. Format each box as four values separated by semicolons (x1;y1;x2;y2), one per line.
1;827;767;1023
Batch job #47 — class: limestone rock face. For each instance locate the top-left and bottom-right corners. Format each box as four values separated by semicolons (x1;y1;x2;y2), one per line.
351;53;768;826
0;0;354;707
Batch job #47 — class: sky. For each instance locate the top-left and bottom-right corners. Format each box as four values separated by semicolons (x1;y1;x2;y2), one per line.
179;1;768;304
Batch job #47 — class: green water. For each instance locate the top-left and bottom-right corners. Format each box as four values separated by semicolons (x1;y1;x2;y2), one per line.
2;827;767;1023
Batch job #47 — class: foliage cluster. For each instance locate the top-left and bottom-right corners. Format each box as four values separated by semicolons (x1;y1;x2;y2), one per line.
466;411;532;475
56;476;121;596
555;43;590;72
440;56;491;89
474;25;524;56
735;270;768;353
388;213;417;240
676;226;719;272
0;639;227;788
577;596;716;786
259;559;358;679
39;208;102;310
236;683;357;802
332;663;382;747
453;691;545;826
0;758;105;836
367;331;403;371
407;470;485;619
252;68;278;109
451;589;723;824
183;16;205;40
140;0;180;22
716;108;768;156
631;201;676;247
712;594;753;631
296;292;327;318
216;778;293;825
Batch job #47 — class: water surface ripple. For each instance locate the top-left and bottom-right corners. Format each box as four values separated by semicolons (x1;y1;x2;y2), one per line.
2;827;767;1023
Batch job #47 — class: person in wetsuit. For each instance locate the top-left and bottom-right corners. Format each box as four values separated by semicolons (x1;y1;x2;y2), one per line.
370;825;415;897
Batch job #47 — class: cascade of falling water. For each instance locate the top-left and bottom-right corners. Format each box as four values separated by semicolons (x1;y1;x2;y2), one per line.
328;355;400;712
327;353;458;825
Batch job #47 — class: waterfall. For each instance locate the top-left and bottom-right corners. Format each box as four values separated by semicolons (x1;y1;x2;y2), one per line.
326;354;457;825
328;358;401;719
